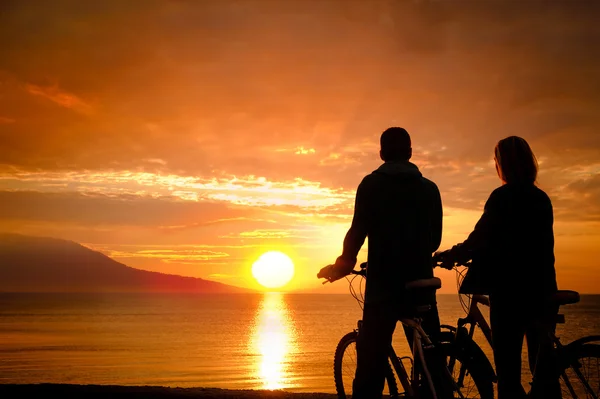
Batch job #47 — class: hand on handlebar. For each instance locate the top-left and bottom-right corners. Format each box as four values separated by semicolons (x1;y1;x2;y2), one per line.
318;257;356;283
433;250;455;270
433;244;473;269
317;264;345;283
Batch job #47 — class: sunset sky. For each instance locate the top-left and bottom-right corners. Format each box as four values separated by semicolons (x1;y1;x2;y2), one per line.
1;0;599;293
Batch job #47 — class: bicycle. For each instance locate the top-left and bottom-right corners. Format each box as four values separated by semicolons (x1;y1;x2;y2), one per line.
321;262;492;399
434;256;600;399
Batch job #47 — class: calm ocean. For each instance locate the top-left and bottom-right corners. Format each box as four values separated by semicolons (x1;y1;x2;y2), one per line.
0;292;599;393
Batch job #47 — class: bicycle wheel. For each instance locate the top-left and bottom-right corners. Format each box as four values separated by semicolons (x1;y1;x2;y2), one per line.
439;340;495;399
560;343;600;398
333;331;399;399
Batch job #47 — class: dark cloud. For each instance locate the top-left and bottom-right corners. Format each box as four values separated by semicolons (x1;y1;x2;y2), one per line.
0;0;597;183
553;173;600;222
0;190;255;226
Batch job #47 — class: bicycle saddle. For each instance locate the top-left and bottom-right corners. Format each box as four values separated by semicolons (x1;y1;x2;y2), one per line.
405;277;442;291
552;290;580;305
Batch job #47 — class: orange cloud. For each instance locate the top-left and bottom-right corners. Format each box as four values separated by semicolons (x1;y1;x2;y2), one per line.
221;229;310;240
106;247;231;263
0;169;354;209
25;84;93;115
1;1;599;292
295;147;316;155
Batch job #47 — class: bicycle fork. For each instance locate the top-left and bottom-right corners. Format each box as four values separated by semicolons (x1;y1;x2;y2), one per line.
454;320;478;390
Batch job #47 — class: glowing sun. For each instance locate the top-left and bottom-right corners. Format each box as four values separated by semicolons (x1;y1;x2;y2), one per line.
252;251;295;289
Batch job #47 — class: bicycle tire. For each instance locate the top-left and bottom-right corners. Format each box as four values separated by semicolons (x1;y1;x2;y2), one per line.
439;340;495;399
559;343;600;398
333;331;399;399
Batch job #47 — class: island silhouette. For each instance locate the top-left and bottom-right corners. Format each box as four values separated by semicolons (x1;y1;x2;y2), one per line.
0;233;251;294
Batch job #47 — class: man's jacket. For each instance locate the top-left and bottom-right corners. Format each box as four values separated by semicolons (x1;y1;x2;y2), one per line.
339;160;442;303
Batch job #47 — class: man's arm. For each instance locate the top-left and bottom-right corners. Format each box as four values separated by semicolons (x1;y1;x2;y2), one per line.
335;179;369;274
430;183;443;253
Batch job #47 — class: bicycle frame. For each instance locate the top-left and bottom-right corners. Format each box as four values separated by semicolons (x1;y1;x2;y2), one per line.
387;341;414;397
451;288;600;399
444;293;497;389
340;265;465;398
388;318;437;399
385;317;466;399
457;294;492;346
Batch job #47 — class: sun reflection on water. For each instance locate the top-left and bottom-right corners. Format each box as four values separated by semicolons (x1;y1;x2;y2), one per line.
251;292;296;390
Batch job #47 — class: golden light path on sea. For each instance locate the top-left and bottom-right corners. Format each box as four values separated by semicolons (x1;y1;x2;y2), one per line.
251;292;297;390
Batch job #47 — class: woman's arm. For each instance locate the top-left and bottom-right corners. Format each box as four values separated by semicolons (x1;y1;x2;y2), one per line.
450;188;504;262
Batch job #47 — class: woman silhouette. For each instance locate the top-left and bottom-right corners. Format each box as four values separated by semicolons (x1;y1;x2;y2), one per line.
441;136;560;399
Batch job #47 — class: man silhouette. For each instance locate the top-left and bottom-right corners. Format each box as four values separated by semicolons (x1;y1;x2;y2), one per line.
318;127;449;399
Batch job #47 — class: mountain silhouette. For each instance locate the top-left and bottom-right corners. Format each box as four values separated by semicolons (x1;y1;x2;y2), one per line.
0;233;251;293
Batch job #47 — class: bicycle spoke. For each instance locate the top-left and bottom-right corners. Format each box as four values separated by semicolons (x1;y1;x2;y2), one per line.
342;343;357;397
448;357;481;399
561;372;578;398
560;345;600;399
577;354;599;399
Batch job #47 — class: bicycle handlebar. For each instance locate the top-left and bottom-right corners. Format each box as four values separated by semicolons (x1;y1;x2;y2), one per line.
353;258;472;271
431;251;472;270
319;256;471;284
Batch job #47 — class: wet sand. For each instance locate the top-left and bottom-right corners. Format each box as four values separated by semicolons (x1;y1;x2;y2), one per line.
0;384;338;399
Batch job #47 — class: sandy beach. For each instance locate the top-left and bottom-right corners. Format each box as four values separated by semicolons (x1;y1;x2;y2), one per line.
0;384;338;399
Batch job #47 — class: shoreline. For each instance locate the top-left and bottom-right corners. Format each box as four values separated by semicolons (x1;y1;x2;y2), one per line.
0;384;338;398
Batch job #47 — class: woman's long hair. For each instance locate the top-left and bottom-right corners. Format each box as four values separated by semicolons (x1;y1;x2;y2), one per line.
494;136;538;184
